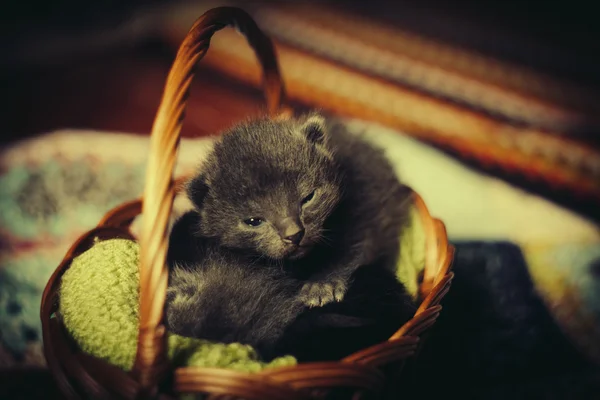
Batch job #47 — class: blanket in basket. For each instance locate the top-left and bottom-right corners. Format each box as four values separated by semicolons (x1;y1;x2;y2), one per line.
0;123;598;372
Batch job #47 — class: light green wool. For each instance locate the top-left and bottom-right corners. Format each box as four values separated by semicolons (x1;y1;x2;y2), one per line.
59;204;424;372
59;238;296;372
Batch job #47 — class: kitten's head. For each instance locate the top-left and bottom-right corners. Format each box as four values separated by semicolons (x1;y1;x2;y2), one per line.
187;113;342;260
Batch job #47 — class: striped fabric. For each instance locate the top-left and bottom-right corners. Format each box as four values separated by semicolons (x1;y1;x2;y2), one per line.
161;1;600;217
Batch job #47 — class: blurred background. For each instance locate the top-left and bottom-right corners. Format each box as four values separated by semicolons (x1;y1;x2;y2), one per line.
3;0;600;218
1;0;599;398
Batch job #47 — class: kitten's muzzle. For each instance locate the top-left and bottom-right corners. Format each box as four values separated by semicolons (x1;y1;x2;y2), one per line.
283;228;305;245
276;217;305;245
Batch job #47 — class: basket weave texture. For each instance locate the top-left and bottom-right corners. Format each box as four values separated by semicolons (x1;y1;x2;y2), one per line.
40;7;454;400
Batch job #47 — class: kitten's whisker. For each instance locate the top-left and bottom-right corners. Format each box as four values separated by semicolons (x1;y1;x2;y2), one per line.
315;233;334;247
252;254;267;268
246;253;266;269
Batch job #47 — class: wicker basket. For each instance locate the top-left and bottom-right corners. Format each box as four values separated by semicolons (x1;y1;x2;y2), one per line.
40;7;454;400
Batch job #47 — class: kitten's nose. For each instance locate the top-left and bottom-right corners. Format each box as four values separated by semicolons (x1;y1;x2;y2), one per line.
284;229;305;245
277;218;304;245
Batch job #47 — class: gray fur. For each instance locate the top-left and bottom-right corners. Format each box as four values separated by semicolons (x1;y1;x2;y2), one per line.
164;218;415;361
185;113;411;307
165;242;304;358
188;113;341;263
165;113;414;360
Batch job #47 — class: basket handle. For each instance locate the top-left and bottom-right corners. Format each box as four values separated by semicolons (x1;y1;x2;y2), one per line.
132;7;285;395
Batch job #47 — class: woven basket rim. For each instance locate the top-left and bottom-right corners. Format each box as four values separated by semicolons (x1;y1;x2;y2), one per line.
41;188;454;399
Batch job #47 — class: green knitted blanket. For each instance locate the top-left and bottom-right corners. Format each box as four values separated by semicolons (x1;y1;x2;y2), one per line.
58;205;426;372
60;238;296;372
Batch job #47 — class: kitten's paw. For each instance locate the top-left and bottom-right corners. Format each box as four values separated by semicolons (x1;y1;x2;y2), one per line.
300;279;347;307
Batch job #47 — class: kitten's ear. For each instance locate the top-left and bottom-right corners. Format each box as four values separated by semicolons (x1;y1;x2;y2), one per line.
186;175;209;207
300;114;327;145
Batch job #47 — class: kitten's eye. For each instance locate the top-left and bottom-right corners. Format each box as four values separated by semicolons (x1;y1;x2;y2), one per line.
244;217;264;227
301;190;315;205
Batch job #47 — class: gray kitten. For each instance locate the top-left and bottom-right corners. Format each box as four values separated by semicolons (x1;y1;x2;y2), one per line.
165;211;415;361
165;232;304;357
187;113;410;307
